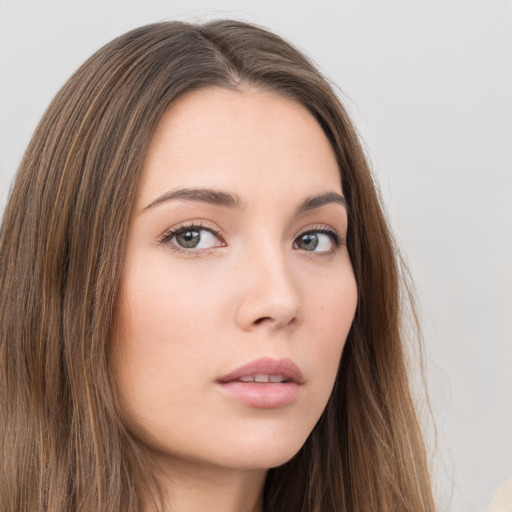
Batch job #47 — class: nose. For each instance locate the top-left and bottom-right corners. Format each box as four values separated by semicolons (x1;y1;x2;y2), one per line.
234;249;301;332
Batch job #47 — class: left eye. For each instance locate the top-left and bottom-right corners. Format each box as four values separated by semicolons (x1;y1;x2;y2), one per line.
168;227;222;250
293;231;337;252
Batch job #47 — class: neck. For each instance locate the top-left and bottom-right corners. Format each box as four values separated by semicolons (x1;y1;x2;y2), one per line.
143;455;267;512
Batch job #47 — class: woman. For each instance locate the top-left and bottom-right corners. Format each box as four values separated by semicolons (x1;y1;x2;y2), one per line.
0;20;436;512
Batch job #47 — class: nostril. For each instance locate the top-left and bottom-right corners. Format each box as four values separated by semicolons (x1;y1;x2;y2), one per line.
253;316;298;328
254;317;272;325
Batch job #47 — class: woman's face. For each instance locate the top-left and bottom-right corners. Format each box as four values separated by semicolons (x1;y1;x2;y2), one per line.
115;87;357;472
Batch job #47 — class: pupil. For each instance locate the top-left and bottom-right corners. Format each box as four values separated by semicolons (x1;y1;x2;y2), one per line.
301;233;318;250
177;229;200;248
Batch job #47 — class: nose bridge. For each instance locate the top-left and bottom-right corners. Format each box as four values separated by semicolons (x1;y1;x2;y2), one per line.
234;236;301;330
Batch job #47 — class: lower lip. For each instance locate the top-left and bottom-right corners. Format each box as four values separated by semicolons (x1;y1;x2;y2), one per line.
217;381;302;409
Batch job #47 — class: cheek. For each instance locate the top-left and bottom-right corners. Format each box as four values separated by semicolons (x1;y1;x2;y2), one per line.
302;269;357;387
113;255;222;424
118;252;225;345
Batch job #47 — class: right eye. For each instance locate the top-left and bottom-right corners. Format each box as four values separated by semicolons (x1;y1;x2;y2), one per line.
160;223;226;252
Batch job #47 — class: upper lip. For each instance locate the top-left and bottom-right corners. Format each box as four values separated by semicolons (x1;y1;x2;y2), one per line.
217;357;305;384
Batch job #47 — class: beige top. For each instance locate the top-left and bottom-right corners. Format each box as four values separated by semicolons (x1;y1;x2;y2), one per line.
486;476;512;512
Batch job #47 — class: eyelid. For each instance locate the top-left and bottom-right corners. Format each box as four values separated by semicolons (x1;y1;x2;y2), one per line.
292;224;347;257
295;224;345;246
158;220;225;253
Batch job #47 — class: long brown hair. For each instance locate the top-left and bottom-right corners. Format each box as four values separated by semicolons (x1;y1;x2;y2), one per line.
0;20;436;511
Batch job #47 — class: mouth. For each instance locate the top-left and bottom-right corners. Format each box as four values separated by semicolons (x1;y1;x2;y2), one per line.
216;357;304;409
237;374;289;383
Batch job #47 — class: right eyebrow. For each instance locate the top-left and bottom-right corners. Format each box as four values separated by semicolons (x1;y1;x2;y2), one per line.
142;187;246;212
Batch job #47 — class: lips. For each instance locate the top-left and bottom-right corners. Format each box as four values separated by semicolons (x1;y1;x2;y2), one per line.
216;357;304;409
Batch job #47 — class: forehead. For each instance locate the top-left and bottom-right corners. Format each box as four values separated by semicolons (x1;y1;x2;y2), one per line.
138;87;342;207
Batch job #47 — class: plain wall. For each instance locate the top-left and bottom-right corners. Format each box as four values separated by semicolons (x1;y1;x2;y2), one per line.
1;1;511;511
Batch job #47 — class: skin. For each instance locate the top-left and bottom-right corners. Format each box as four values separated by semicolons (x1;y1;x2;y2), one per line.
115;87;358;512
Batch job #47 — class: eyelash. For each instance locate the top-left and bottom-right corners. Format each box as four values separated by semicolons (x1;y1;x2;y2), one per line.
158;222;345;255
295;226;344;250
158;221;225;255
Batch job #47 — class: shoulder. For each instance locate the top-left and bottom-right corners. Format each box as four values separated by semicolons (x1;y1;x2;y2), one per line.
486;475;512;512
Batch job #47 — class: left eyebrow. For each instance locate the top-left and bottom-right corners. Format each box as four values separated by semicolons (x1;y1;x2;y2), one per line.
295;192;348;215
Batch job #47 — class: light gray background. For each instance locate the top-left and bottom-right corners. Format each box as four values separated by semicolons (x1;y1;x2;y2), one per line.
1;1;511;511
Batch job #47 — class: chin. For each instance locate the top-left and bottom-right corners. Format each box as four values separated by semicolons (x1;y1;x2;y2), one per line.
214;432;309;471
